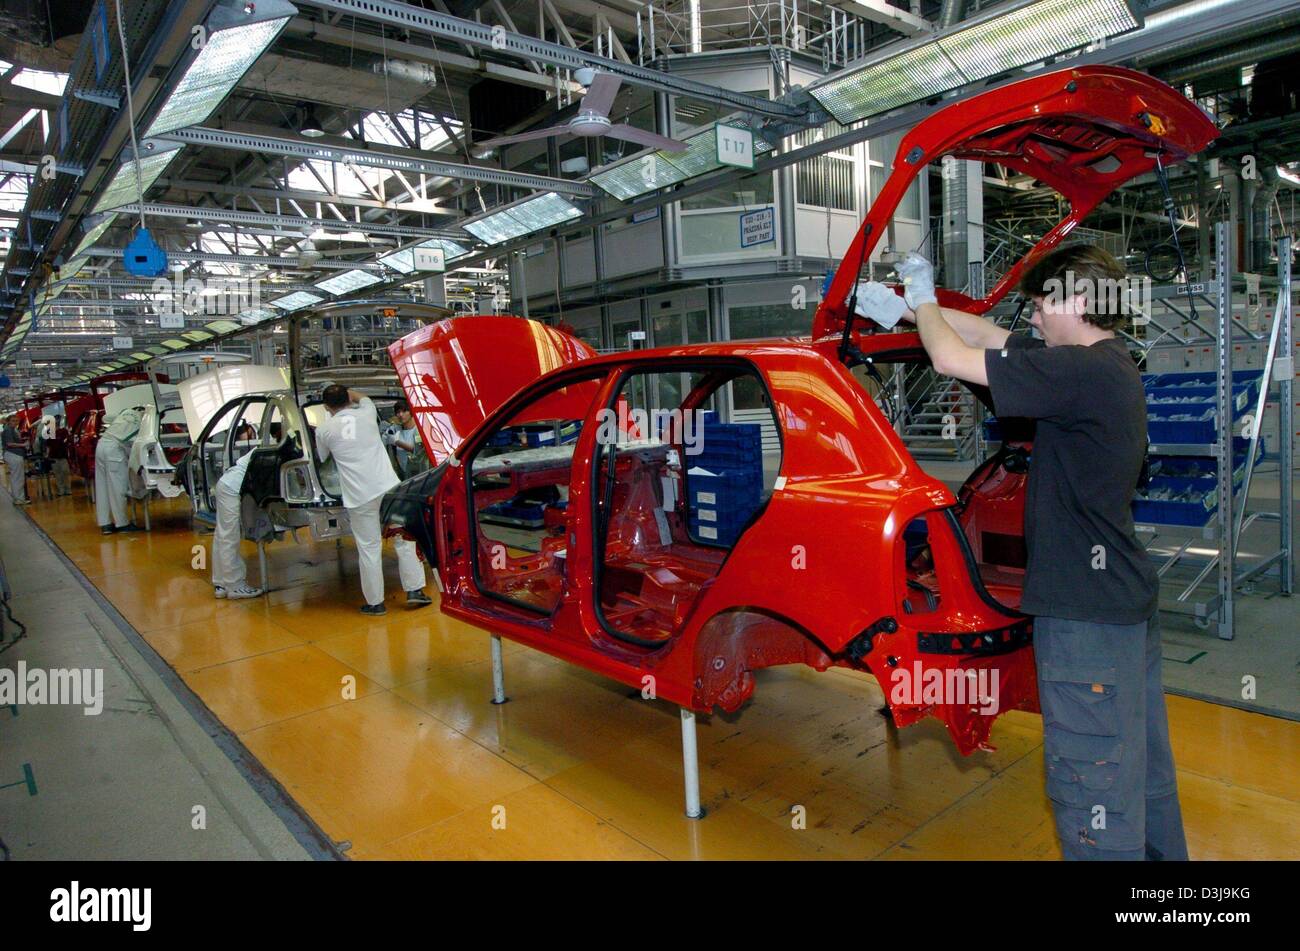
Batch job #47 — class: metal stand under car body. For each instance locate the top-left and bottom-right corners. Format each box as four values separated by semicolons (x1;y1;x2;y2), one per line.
1134;228;1294;640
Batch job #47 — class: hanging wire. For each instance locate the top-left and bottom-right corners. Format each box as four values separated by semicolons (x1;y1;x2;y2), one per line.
1148;152;1198;323
113;0;147;231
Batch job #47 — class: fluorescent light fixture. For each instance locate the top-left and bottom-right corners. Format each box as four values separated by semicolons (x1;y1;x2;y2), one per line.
269;291;324;311
462;192;583;245
204;319;242;335
379;237;469;274
939;0;1138;80
130;352;153;361
811;42;964;124
591;154;688;200
660;126;721;178
237;307;278;325
809;0;1139;124
181;330;213;342
92;141;184;213
314;269;382;295
161;338;188;350
59;255;89;278
71;214;118;258
507;192;584;232
588;120;776;201
144;0;297;138
462;212;531;245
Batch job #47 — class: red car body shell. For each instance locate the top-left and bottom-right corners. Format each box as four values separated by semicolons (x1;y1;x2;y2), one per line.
66;371;163;480
387;66;1217;755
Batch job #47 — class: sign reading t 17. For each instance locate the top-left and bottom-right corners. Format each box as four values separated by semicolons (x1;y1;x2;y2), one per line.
716;123;754;169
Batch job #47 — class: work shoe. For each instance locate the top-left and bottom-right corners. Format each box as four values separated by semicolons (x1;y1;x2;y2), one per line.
360;602;387;616
117;523;144;532
224;583;263;600
100;525;116;535
214;586;227;599
405;589;433;607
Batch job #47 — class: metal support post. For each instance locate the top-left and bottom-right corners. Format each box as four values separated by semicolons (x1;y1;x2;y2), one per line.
490;634;507;704
1279;237;1294;595
680;707;703;819
1214;221;1235;640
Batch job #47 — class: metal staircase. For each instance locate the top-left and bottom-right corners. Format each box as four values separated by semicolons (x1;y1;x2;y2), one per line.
898;224;1130;459
898;368;980;460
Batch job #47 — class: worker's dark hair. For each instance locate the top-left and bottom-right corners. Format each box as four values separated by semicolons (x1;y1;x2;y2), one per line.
1019;243;1132;331
322;384;349;409
393;399;410;413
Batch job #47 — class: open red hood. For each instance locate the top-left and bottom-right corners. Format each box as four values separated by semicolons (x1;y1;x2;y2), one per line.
388;316;599;466
815;64;1219;338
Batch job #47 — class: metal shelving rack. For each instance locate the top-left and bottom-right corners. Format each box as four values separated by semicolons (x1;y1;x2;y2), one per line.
1134;223;1294;639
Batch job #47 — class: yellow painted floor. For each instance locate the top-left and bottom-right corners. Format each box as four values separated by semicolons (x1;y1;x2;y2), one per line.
20;485;1300;860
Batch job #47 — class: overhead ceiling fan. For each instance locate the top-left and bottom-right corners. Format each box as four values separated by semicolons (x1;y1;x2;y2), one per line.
477;68;687;154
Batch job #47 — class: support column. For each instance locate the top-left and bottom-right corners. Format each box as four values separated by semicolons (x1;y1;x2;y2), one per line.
1278;236;1294;595
490;634;507;704
941;158;983;293
680;707;702;819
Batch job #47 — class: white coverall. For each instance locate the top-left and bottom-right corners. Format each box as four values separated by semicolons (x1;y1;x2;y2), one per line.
3;424;26;502
315;396;425;606
211;450;256;591
94;408;141;529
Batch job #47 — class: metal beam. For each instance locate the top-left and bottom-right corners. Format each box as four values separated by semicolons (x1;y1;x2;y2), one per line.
157;177;463;216
54;276;319;292
154;127;597;197
295;0;805;119
87;247;387;270
119;202;461;240
833;0;932;37
282;17;580;93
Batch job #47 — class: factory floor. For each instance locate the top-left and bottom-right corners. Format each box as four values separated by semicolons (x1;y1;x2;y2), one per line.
2;477;1298;860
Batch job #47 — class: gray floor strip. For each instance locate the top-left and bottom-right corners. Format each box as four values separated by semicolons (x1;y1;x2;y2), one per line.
17;507;344;861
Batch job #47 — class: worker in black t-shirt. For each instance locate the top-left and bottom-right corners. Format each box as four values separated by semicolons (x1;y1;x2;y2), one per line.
859;244;1186;861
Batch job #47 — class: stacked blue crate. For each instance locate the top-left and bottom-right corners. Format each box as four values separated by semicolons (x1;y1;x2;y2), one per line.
686;422;764;546
1133;370;1265;528
1143;370;1262;443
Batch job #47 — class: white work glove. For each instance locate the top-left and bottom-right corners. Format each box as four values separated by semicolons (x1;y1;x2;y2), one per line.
853;281;909;330
894;251;938;310
381;429;397;446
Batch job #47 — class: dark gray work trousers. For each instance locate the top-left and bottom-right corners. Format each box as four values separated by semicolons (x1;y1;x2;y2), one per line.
1034;612;1190;861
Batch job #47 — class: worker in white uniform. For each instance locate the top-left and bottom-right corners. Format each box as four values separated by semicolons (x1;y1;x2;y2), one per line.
95;406;142;535
2;414;29;505
315;385;431;615
210;444;264;600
